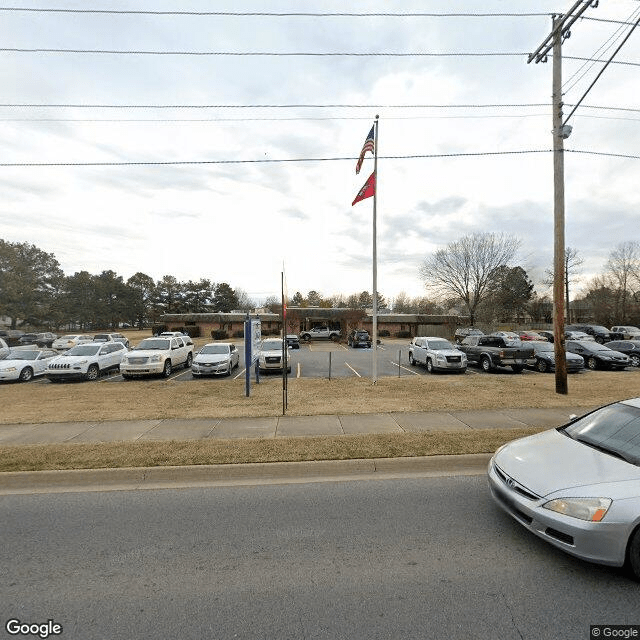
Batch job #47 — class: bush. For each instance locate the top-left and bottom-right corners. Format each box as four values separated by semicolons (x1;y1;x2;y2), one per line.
176;326;200;338
395;330;412;338
211;330;228;340
233;330;245;338
378;329;391;337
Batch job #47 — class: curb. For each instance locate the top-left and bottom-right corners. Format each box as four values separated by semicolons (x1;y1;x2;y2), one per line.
0;453;492;495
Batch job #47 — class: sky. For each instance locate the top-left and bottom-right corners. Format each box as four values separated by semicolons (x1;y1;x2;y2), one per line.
0;0;638;307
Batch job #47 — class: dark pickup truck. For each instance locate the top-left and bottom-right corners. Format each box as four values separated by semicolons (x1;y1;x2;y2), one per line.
458;335;535;373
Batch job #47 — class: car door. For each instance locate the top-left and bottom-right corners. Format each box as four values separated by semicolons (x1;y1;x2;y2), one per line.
35;350;56;376
230;344;239;368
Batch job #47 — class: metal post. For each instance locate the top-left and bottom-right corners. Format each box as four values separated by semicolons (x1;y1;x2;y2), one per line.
398;350;401;377
552;14;568;395
372;115;379;384
329;351;332;380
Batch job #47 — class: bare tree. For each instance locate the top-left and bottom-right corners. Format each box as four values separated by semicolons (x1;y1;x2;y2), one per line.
544;246;584;323
606;241;640;322
419;232;520;325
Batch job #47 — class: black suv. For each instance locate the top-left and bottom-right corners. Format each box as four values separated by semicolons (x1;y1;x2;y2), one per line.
348;329;372;348
565;324;613;344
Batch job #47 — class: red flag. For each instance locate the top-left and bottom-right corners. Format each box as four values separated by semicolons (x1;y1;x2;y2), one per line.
352;172;375;206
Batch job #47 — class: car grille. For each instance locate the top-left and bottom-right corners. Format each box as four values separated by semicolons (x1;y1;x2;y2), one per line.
446;356;462;363
49;363;72;369
493;463;539;501
127;357;149;365
266;356;281;363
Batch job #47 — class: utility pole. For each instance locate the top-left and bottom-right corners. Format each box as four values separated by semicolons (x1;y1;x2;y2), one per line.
528;1;598;395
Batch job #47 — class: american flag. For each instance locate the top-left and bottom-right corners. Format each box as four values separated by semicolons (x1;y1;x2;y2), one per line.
355;125;375;174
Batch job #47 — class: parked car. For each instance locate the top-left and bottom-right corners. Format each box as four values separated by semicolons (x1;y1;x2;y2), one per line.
51;334;93;351
565;330;595;342
537;330;555;343
120;336;193;378
605;340;640;367
0;348;58;382
408;337;467;373
258;338;291;373
347;329;372;348
611;326;640;340
299;326;341;342
488;398;640;580
285;335;300;349
458;335;534;373
565;340;630;370
46;341;127;381
454;327;484;344
93;332;130;348
518;331;548;342
491;331;521;341
18;332;57;347
0;338;9;360
0;330;25;346
191;343;239;377
565;324;612;343
526;341;584;373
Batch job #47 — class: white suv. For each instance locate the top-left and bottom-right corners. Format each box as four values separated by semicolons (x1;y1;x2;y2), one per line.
120;336;193;378
46;342;127;381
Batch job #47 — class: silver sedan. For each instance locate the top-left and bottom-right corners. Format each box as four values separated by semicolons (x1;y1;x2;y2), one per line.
488;398;640;580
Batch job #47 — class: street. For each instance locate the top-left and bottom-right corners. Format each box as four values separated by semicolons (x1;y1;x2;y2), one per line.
1;475;637;639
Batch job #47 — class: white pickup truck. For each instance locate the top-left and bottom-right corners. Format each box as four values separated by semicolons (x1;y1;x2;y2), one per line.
299;326;341;342
120;336;194;378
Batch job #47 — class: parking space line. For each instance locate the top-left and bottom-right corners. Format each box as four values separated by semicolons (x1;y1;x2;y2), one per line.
297;362;301;378
344;362;361;377
101;372;122;382
390;360;419;375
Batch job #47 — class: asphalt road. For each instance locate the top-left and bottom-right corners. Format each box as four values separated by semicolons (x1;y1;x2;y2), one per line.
1;476;637;640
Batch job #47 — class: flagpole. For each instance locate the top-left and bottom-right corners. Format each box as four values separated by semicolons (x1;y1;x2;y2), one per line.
372;115;379;384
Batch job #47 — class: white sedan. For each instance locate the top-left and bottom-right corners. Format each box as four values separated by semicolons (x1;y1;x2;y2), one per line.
0;349;58;382
51;334;93;351
191;343;240;377
489;398;640;580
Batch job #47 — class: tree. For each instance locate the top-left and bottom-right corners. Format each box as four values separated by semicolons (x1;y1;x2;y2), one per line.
544;246;584;323
126;272;156;328
290;291;304;306
0;240;64;328
183;278;214;312
605;241;640;323
212;282;238;312
486;266;534;322
419;232;520;325
306;290;323;307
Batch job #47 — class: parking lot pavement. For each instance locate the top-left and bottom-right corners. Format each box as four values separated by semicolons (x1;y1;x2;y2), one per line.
0;407;596;446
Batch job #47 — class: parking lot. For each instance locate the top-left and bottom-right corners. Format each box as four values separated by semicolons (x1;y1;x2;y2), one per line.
18;338;637;385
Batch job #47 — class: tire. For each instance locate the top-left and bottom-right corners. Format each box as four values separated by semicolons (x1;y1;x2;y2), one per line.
480;356;493;372
185;352;193;368
426;359;434;373
595;336;604;344
409;353;415;366
19;366;34;382
511;365;524;373
536;358;549;373
630;354;640;367
587;357;598;370
162;360;172;377
627;526;640;581
330;334;339;342
301;335;311;343
86;364;99;381
287;367;291;374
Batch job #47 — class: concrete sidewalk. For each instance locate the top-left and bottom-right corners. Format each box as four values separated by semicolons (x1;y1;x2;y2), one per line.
0;406;593;446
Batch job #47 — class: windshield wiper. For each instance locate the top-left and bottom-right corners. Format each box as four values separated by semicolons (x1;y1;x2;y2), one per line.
574;437;638;464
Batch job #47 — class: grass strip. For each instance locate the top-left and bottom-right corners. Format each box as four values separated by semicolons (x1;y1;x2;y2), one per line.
0;427;545;472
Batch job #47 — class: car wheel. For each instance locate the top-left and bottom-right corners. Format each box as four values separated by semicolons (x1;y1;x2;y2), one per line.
302;335;311;342
426;359;434;373
630;354;640;367
409;353;415;366
595;336;604;344
19;366;34;382
511;365;524;373
627;526;640;581
287;367;291;374
163;360;172;377
587;357;598;370
480;356;493;372
185;352;193;368
330;334;339;342
86;364;99;381
536;358;548;373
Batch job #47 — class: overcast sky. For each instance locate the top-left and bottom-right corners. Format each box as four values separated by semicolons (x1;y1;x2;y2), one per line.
0;0;638;306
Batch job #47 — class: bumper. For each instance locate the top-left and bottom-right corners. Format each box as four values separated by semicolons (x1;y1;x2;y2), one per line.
46;370;88;381
488;460;628;567
120;363;165;376
432;361;466;372
0;371;21;381
192;362;231;376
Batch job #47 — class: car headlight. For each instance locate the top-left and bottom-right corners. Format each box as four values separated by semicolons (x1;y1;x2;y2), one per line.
543;497;612;522
149;355;162;362
0;366;16;372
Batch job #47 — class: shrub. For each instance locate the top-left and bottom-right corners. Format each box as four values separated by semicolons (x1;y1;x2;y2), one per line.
233;330;245;338
395;330;412;338
211;330;228;340
378;329;391;337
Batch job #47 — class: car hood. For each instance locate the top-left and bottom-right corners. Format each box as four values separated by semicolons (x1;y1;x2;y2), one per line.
0;358;33;367
50;354;99;364
538;351;583;361
494;428;640;497
261;349;284;357
432;349;464;357
127;349;168;357
195;354;229;364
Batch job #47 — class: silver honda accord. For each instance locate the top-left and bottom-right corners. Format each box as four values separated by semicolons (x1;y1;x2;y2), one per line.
488;398;640;579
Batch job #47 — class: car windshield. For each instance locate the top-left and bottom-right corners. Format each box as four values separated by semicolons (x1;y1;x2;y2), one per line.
93;335;110;341
428;339;454;350
592;326;609;333
135;339;171;350
561;403;640;465
262;340;283;351
7;351;39;360
65;345;100;356
59;335;80;340
200;345;230;355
